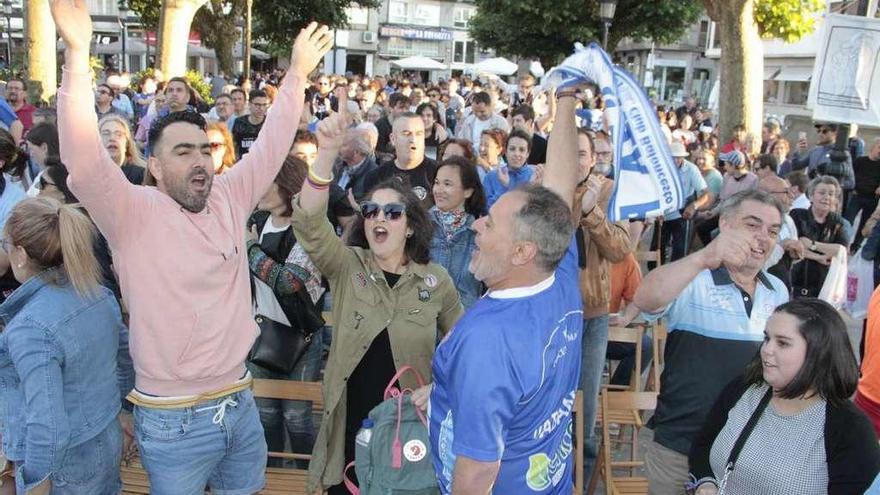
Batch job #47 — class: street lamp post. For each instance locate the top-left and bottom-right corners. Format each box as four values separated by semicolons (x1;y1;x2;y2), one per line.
2;0;12;67
599;0;617;52
118;1;130;72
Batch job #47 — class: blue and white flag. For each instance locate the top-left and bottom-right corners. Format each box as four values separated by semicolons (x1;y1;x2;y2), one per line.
541;42;684;221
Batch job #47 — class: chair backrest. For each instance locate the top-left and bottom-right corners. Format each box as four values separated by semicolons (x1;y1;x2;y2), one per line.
604;391;657;412
252;378;324;407
608;325;641;344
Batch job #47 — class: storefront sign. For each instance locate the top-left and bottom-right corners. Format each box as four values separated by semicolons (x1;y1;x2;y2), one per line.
379;26;452;41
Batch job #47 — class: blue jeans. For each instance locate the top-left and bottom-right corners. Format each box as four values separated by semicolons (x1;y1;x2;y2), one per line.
579;314;609;490
247;332;323;468
133;388;267;495
15;419;122;494
606;334;654;387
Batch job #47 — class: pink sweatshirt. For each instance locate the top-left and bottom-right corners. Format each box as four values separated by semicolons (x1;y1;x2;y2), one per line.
58;68;304;396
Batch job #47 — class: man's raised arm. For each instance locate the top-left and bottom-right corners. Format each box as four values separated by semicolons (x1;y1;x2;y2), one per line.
51;0;134;242
542;91;579;209
223;23;333;211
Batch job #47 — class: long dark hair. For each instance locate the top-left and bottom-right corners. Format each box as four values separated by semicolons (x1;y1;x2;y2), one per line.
744;298;859;405
0;128;28;181
347;180;433;265
42;157;79;204
435;156;486;218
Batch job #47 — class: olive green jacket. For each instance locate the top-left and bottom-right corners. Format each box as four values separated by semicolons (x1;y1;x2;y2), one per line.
290;202;463;492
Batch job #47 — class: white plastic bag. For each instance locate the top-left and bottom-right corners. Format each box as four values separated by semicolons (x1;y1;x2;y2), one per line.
819;245;848;309
845;248;874;319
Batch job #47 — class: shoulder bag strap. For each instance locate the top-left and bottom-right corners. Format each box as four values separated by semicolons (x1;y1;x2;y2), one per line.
717;387;773;493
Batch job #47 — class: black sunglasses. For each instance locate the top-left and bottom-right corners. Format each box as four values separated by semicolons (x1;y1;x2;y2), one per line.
360;201;406;221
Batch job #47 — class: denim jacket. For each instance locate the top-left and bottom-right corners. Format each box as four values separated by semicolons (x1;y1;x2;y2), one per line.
0;269;127;490
430;209;483;309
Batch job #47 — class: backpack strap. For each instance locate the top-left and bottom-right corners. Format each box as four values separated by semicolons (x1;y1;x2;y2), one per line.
343;461;360;494
384;365;427;400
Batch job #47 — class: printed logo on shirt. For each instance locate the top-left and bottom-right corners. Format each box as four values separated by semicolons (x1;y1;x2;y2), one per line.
241;137;256;152
532;390;575;441
412;186;428;201
525;420;573;491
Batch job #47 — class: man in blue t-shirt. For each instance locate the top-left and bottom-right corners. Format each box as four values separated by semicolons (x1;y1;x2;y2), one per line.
428;88;584;494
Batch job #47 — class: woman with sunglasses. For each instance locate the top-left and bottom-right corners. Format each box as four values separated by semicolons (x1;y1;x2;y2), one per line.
292;93;462;494
207;120;236;175
431;156;486;309
0;197;129;494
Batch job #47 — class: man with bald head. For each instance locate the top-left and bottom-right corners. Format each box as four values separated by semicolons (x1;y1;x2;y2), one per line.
758;174;803;289
362;112;436;208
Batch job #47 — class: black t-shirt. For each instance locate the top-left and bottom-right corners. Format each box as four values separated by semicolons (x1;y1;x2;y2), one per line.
232;116;265;159
344;271;402;439
789;207;847;295
121;163;145;185
853;156;880;196
363;158;437;210
311;93;336;120
528;133;548;165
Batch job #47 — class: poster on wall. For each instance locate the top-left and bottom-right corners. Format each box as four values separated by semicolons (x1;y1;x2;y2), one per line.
808;13;880;126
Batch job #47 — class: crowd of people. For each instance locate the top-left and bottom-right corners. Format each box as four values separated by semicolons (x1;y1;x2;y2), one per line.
0;3;879;495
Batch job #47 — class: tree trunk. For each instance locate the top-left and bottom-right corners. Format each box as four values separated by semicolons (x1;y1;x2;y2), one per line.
711;0;763;144
157;0;209;77
213;31;235;76
25;0;56;104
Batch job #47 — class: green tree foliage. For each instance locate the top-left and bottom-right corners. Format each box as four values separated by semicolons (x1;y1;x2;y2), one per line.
468;0;702;67
252;0;380;57
193;0;245;76
123;0;160;32
753;0;824;42
130;67;214;104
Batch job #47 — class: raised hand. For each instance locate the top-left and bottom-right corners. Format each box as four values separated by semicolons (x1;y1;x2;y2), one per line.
50;0;93;53
315;86;348;152
290;23;334;79
699;229;757;270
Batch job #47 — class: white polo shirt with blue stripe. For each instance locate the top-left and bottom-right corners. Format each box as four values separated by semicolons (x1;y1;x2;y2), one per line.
643;266;789;455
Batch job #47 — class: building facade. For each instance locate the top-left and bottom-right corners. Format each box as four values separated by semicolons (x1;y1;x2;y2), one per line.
613;14;718;107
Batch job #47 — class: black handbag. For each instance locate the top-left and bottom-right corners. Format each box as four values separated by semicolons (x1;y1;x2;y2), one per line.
248;213;325;374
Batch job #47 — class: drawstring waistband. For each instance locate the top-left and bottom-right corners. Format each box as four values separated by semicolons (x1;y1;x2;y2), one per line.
196;396;238;425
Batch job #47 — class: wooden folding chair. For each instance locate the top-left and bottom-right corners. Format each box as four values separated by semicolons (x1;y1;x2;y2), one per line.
635;219;663;270
572;390;585;495
644;321;667;394
606;325;645;393
600;391;658;495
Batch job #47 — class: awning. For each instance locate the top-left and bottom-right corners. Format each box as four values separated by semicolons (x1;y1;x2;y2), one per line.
774;66;812;82
473;57;518;76
764;66;780;80
391;55;447;71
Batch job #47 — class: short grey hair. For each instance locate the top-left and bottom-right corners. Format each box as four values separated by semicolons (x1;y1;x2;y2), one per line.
718;189;785;222
346;128;372;156
356;122;379;152
510;184;574;272
807;175;841;197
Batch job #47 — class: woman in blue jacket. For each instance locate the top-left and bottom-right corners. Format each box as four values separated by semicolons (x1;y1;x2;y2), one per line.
430;156;486;309
0;198;127;494
482;128;535;208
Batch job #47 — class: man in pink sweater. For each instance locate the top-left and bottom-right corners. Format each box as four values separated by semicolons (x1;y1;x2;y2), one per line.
50;1;332;492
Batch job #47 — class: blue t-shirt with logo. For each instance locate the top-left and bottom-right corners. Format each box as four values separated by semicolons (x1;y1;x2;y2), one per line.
429;237;583;494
